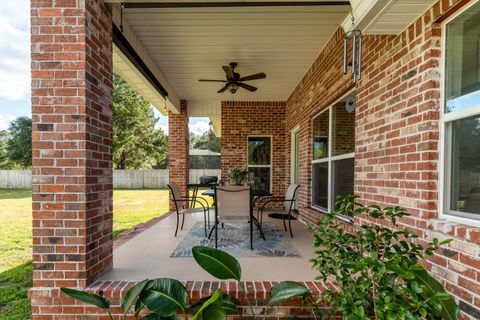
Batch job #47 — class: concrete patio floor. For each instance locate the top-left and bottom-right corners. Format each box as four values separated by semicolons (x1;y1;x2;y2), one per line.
100;211;319;282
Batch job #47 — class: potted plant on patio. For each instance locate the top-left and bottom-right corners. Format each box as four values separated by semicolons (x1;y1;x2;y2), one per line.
229;168;248;185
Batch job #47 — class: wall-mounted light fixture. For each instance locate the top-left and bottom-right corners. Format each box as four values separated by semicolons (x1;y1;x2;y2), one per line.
343;14;362;82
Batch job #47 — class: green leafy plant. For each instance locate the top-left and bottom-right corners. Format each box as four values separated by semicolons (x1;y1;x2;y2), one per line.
305;194;458;320
229;168;248;185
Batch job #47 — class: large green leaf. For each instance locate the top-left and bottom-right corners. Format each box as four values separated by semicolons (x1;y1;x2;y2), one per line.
190;294;238;315
411;268;459;320
220;294;238;313
192;246;241;281
202;303;227;320
122;279;150;314
192;289;223;320
140;278;187;317
60;287;110;309
269;281;310;306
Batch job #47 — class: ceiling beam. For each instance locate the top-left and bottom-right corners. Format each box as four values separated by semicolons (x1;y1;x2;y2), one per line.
113;24;168;98
121;1;350;9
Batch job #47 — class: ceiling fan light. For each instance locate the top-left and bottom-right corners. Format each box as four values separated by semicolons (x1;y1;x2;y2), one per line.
228;82;239;93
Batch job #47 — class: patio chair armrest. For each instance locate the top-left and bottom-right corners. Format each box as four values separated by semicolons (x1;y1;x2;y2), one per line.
173;198;207;211
252;195;272;206
189;195;210;209
258;198;295;212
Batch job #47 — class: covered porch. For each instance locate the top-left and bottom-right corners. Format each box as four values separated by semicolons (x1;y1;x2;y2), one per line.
29;0;480;319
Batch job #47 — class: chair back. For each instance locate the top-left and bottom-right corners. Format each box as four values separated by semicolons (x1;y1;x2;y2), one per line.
285;184;300;211
167;183;183;211
215;185;251;220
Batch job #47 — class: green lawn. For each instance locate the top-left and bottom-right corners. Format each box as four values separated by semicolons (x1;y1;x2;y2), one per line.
0;188;171;320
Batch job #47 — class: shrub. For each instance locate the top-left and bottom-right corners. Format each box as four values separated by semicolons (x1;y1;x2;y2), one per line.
309;195;458;320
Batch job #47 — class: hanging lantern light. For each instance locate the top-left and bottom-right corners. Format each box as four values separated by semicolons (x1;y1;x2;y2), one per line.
207;121;215;139
343;14;362;82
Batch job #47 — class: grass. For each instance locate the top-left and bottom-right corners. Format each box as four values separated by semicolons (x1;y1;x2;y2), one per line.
0;188;171;320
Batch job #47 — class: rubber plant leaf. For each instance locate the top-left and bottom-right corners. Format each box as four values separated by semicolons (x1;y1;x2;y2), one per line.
192;246;241;281
140;278;187;317
269;281;310;306
60;287;110;309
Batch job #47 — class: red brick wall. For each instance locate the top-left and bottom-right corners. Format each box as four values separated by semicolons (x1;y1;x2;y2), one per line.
221;101;287;198
30;0;113;318
168;100;189;209
286;1;480;318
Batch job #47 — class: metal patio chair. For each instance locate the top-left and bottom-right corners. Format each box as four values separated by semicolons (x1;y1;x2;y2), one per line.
168;183;210;237
257;184;299;238
208;185;257;249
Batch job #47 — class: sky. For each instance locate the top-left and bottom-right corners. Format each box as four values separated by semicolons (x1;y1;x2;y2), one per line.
0;1;210;136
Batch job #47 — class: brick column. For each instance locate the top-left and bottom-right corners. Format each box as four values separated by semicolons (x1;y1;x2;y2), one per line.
30;0;113;317
168;100;189;209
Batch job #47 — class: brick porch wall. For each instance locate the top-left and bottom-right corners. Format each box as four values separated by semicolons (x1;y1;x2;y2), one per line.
29;279;329;319
168;100;189;210
30;0;114;318
221;101;287;198
286;0;480;318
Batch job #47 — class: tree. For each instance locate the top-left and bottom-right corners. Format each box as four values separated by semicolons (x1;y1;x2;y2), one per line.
190;130;221;153
113;74;168;169
6;117;32;168
0;130;13;169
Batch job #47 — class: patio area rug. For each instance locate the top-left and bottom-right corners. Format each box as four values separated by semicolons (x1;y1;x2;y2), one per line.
170;221;301;258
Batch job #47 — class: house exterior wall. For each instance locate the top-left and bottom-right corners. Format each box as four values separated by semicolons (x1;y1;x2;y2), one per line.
221;101;287;198
286;0;480;318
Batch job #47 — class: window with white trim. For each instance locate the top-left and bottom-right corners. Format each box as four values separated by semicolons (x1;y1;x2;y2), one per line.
247;136;271;192
443;1;480;219
311;93;355;213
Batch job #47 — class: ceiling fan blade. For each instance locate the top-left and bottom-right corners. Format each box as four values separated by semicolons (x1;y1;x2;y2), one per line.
222;65;234;80
238;82;257;92
199;79;227;82
239;72;266;82
217;84;229;93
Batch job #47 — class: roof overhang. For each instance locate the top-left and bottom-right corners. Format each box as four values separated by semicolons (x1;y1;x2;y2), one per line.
342;0;436;35
111;4;182;115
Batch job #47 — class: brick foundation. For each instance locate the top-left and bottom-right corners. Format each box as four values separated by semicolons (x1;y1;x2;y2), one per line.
168;100;189;210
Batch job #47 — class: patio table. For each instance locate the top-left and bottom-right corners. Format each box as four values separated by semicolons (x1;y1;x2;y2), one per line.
202;188;272;249
186;183;216;209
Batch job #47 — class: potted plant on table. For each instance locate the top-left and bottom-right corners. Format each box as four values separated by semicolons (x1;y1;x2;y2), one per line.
229;168;248;185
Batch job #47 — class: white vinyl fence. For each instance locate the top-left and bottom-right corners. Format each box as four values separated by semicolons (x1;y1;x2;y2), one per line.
0;169;222;189
0;170;32;188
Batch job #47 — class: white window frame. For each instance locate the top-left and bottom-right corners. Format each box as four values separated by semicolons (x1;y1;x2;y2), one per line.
290;125;300;186
247;135;273;192
311;91;355;214
439;0;480;227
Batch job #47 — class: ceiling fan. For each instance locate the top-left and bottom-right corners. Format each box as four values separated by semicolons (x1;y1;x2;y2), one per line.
198;62;266;94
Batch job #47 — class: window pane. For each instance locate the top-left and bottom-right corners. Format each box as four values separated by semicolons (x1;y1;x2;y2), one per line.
450;115;480;215
445;1;480;113
248;167;270;192
312;162;328;210
248;137;271;165
332;158;355;211
333;101;355;156
313;111;329;160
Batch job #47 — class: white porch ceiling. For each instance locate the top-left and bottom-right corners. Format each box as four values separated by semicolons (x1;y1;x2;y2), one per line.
120;4;351;102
